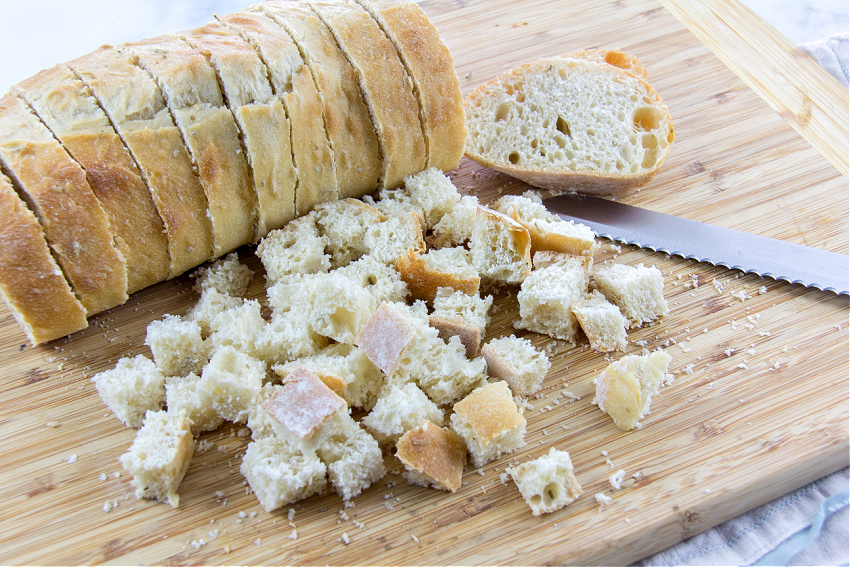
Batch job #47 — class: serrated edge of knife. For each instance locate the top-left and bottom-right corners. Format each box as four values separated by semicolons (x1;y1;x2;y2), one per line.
595;232;849;296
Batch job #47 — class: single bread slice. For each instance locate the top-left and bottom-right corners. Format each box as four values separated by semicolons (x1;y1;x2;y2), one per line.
396;420;466;492
481;335;551;397
355;0;466;172
309;0;426;188
0;94;128;314
595;350;672;430
464;56;675;194
14;65;170;293
507;447;582;516
70;46;213;277
0;174;88;345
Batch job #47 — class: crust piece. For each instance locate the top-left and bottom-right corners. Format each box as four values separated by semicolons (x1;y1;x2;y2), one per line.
396;420;466;492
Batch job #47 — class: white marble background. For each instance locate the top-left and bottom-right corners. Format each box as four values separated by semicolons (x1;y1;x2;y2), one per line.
0;0;847;93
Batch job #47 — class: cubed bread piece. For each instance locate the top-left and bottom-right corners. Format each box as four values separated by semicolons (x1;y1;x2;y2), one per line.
396;246;479;303
275;344;383;410
355;301;425;375
314;198;385;268
570;290;628;352
308;273;378;344
402;167;461;227
246;383;284;440
119;410;194;508
256;214;331;283
363;186;423;220
185;289;244;338
508;447;582;516
192;252;251;297
262;367;348;452
532;250;592;275
91;355;166;428
595;350;672;430
516;255;588;342
197;346;266;424
396;420;466;492
450;381;526;467
405;332;489;406
365;210;426;265
496;192;598;259
362;383;443;445
335;255;409;304
593;262;668;327
207;299;266;358
318;425;386;501
429;287;493;357
428;194;479;249
165;373;224;433
240;436;327;512
470;206;532;284
257;275;330;364
481;335;551;397
145;315;209;377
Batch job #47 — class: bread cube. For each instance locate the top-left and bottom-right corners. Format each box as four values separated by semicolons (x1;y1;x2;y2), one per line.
257;276;330;364
508;447;582;516
481;335;551;397
365;211;426;265
165;373;223;433
429;287;493;357
145;315;209;377
184;289;243;337
240;436;327;512
275;343;384;410
593;262;668;327
355;302;425;375
91;355;165;428
516;255;587;342
595;350;672;430
197;346;265;424
319;426;386;501
256;213;331;283
450;381;526;467
192;252;251;297
208;299;266;358
396;246;479;304
429;194;479;249
362;382;444;445
402;167;461;227
119;410;194;507
246;383;283;440
335;255;409;304
470;206;532;284
396;420;466;492
314;198;384;268
570;290;628;352
532;250;592;274
307;273;378;344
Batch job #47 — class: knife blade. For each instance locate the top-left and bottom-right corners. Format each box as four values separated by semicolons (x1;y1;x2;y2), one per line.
543;192;849;295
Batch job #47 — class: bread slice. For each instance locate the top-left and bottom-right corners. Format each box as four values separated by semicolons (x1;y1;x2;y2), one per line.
119;409;194;508
0;94;128;314
14;65;170;294
464;56;675;194
507;447;582;516
69;46;213;278
91;355;166;428
450;381;526;467
470;206;532;284
0;173;88;345
481;335;551;397
182;21;297;238
592;262;669;328
594;350;672;430
128;35;256;255
355;0;466;172
396;420;466;492
395;246;479;304
258;1;381;199
309;0;426;188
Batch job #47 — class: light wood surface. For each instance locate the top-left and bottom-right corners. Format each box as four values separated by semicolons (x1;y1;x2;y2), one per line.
1;0;847;565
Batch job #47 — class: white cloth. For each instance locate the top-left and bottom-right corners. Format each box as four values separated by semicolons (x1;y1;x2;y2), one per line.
800;33;849;87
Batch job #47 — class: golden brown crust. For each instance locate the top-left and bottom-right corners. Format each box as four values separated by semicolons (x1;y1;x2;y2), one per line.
452;381;525;445
70;46;214;278
395;248;479;304
358;0;466;172
0;174;88;345
309;0;426;189
564;49;648;79
396;420;466;492
258;2;377;202
0;94;128;314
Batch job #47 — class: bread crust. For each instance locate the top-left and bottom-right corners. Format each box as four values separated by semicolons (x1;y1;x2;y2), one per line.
259;2;378;202
129;35;257;255
309;0;426;188
564;49;648;79
356;0;466;172
429;315;481;358
0;174;88;344
453;381;525;445
70;46;214;278
0;94;128;314
396;420;466;492
395;248;479;303
14;65;170;293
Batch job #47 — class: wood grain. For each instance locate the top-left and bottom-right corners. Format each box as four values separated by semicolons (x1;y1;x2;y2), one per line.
0;0;847;565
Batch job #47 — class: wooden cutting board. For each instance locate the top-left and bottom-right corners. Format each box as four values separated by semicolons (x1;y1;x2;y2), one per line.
1;0;847;564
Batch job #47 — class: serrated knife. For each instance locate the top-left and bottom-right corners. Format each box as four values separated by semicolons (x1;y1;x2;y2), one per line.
544;192;849;295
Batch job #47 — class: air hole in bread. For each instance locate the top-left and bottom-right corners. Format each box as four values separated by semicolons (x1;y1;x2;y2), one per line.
495;102;511;122
530;138;539;149
642;134;658;149
555;136;566;148
633;106;662;131
516;92;526;103
642;150;658;169
557;67;567;80
366;274;378;286
555;116;571;138
508;151;521;165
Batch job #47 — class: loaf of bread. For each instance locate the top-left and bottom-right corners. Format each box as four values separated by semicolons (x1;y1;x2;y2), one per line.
464;53;674;194
0;0;464;346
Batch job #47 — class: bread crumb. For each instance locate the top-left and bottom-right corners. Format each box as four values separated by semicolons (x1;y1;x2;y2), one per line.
45;421;60;428
595;492;612;510
609;469;626;490
67;454;78;464
341;532;351;545
411;534;420;544
289;529;298;540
